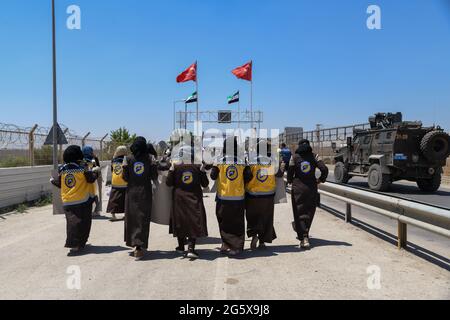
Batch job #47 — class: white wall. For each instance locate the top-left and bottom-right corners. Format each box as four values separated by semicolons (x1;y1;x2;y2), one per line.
0;162;111;209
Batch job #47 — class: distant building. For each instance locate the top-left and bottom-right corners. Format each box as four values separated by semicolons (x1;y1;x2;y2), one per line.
279;127;303;146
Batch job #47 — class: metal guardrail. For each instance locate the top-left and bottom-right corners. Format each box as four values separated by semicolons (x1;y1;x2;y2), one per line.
318;182;450;249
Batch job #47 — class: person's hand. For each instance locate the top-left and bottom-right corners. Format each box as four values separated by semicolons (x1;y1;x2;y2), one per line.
122;156;128;166
280;161;286;172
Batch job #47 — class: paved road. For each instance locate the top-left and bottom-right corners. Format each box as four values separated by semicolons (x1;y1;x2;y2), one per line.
0;193;448;300
319;196;450;269
327;172;450;209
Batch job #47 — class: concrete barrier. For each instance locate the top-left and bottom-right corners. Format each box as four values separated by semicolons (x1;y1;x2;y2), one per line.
0;162;111;209
0;165;53;208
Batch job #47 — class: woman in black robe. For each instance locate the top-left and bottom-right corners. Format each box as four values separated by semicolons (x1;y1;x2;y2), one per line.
106;146;128;220
287;139;328;249
245;140;282;249
51;145;98;255
122;137;158;260
166;148;209;260
210;137;252;256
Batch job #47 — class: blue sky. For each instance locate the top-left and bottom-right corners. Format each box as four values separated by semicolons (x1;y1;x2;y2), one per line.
1;0;449;140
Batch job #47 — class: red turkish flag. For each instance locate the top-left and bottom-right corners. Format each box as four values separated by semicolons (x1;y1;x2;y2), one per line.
176;62;197;83
231;61;252;81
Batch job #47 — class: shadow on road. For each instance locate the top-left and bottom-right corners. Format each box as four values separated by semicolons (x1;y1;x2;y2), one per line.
139;249;223;261
196;237;223;245
231;239;352;260
92;215;112;221
323;205;450;271
69;245;129;256
309;238;352;248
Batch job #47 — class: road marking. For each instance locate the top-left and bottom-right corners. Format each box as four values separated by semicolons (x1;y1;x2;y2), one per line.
212;256;228;300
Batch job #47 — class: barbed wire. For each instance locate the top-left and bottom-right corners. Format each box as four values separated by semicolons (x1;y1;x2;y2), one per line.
0;122;109;150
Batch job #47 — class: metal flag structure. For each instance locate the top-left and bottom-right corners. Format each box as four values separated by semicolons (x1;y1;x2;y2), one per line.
176;62;199;134
227;91;240;129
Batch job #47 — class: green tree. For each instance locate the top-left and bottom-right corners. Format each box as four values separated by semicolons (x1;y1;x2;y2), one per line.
110;127;137;145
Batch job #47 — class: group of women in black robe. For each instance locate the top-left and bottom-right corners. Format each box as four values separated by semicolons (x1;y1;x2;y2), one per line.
54;136;328;260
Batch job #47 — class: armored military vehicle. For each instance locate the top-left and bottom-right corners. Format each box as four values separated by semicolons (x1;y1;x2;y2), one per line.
334;112;450;192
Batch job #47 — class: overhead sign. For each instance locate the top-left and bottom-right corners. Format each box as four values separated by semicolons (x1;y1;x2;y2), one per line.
44;123;68;145
218;111;232;124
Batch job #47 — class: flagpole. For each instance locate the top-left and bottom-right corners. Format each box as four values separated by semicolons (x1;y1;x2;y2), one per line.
184;102;187;130
51;0;58;170
238;93;241;130
173;101;176;131
250;79;254;130
195;61;199;136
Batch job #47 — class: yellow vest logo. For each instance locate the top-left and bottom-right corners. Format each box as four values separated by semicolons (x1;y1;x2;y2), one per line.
113;163;123;175
64;174;76;188
300;161;311;174
226;165;239;181
182;171;194;184
133;162;145;176
256;168;269;183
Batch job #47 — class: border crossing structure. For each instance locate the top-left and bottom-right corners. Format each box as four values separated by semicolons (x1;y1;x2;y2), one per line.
281;122;372;161
176;110;264;130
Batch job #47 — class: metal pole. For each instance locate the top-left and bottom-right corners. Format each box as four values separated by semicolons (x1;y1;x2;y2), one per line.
184;102;187;130
100;133;108;161
82;132;91;148
51;0;58;170
29;124;38;166
238;97;241;130
59;128;68;163
195;61;199;136
250;79;253;130
173;100;185;131
398;222;407;249
345;203;352;223
173;101;176;131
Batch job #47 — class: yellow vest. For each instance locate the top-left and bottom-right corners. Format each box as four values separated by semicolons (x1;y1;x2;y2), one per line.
111;160;127;188
60;164;91;206
217;163;245;200
246;164;276;196
85;160;97;197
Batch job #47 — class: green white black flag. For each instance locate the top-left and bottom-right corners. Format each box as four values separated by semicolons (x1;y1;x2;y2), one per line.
185;91;197;104
227;91;239;104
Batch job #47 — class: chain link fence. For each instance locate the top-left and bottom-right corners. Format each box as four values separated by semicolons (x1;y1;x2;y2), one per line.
0;123;117;168
281;123;371;163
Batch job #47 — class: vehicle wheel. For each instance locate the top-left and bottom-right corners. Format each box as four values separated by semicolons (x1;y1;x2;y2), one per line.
420;131;450;162
367;164;391;191
417;172;441;192
334;162;350;184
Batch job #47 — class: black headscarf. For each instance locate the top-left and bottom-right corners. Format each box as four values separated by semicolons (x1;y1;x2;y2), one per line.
63;145;84;164
296;139;313;155
130;136;148;159
147;142;157;157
